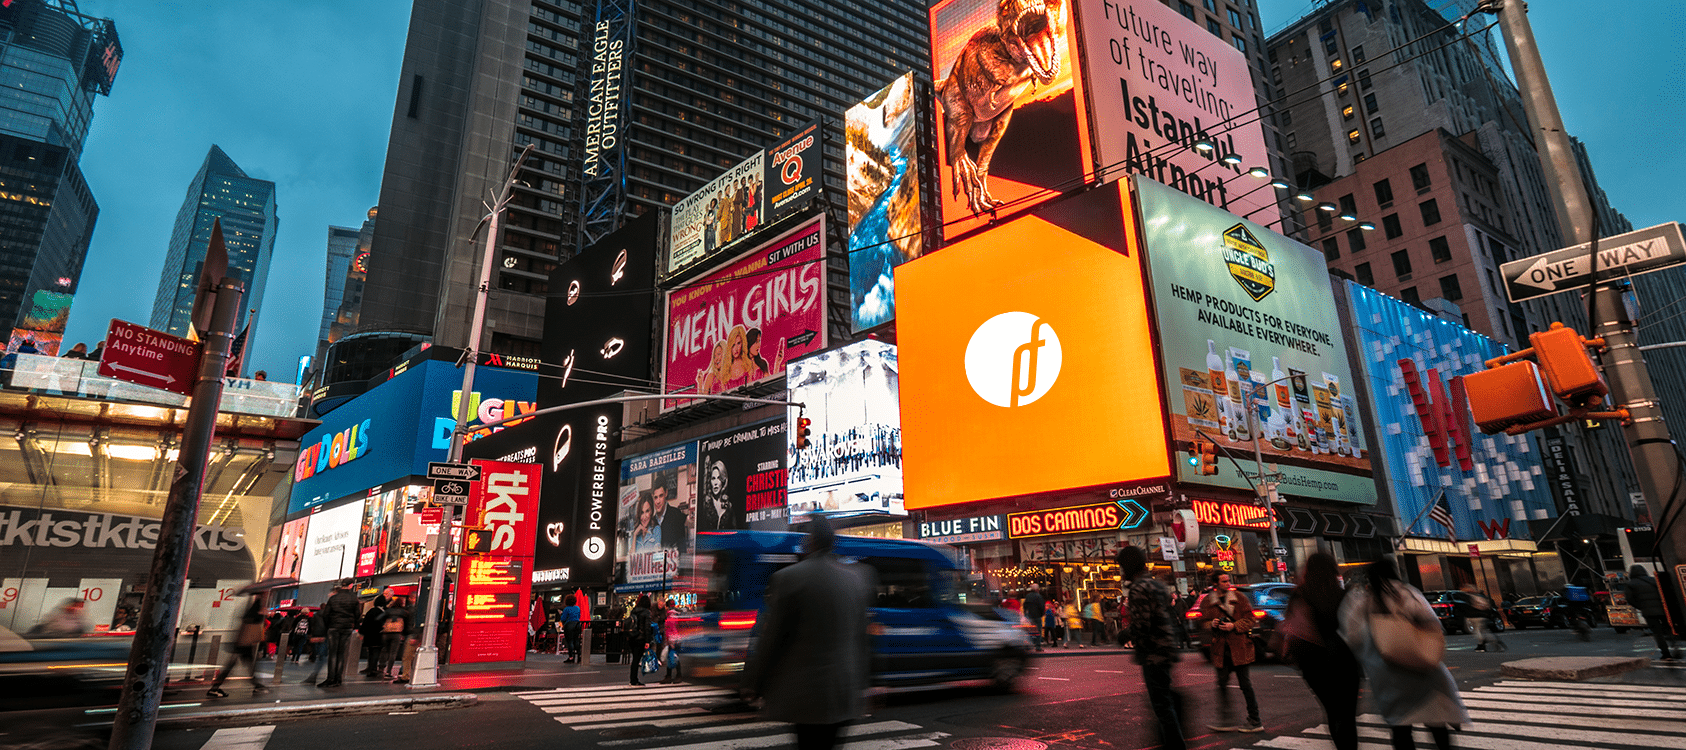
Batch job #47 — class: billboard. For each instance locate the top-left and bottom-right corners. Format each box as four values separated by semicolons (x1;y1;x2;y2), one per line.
355;488;403;577
896;180;1168;509
698;419;788;529
1073;0;1273;221
847;73;925;331
298;499;364;584
19;291;72;332
668;120;823;275
929;0;1093;240
540;211;659;406
449;461;540;664
1136;175;1376;504
787;340;905;519
274;516;309;579
663;217;827;408
616;442;695;589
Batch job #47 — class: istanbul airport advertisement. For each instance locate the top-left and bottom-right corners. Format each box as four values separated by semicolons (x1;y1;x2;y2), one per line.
1135;176;1376;505
846;73;925;332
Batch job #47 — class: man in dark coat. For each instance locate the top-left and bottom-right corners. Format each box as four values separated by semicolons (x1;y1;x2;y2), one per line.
1021;583;1046;652
320;578;360;687
358;597;388;676
742;517;872;750
1626;566;1677;661
1122;545;1185;750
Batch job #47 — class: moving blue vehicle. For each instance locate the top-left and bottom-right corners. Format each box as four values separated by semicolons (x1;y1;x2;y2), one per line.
674;530;1033;691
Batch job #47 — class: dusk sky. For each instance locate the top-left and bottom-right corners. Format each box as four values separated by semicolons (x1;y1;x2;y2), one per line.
61;1;1682;383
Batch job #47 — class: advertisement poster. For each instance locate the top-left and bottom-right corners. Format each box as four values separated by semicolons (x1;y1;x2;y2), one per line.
668;120;822;276
787;340;905;519
449;460;540;664
1136;176;1376;504
298;499;364;584
617;442;696;589
929;0;1092;239
847;73;925;332
1075;0;1274;221
354;489;402;577
539;212;659;407
697;419;787;529
274;516;309;579
18;291;72;332
663;217;827;409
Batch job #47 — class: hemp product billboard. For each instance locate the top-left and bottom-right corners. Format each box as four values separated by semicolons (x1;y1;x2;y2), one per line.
847;72;925;331
1135;176;1376;505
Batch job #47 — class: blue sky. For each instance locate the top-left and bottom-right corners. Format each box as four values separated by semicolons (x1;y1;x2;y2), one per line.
61;1;1682;383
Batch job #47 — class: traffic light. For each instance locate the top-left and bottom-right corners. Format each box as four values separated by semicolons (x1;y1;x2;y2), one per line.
462;527;493;555
1463;360;1557;434
1198;440;1219;475
1530;323;1608;407
795;416;812;450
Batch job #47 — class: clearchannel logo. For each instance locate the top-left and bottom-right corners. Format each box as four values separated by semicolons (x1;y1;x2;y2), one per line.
964;311;1061;408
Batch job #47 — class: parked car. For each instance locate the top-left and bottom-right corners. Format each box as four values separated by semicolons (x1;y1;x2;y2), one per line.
1421;590;1505;634
1507;594;1588;629
1182;582;1290;660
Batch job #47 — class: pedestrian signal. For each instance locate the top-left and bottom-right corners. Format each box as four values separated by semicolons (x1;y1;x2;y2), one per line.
1530;323;1608;407
795;416;812;450
463;527;493;554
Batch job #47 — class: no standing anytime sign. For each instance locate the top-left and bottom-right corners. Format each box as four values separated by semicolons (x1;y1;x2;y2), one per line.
98;319;201;396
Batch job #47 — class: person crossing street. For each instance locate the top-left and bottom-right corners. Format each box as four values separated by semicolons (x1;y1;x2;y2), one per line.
1200;572;1262;733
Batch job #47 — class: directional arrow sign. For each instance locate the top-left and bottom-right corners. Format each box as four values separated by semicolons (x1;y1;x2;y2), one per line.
1501;222;1686;302
97;319;201;396
1115;499;1149;529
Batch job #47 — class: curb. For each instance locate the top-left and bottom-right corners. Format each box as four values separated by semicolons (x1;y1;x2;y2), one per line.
155;693;478;728
1499;656;1650;681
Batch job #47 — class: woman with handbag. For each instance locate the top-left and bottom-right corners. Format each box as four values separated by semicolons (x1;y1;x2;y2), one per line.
1282;553;1361;750
1338;557;1468;750
208;595;269;698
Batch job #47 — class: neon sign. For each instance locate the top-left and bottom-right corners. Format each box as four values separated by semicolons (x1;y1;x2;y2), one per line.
1214;534;1237;572
295;419;371;481
1191;498;1272;530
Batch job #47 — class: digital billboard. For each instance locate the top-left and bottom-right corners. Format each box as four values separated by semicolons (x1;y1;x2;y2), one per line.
616;442;696;590
668;120;823;276
929;0;1093;240
847;73;925;332
19;291;72;332
1136;175;1376;504
896;181;1168;509
355;488;403;577
663;217;827;409
1073;0;1273;221
449;461;540;664
540;211;659;407
298;499;364;584
698;419;787;529
787;340;905;519
274;516;309;579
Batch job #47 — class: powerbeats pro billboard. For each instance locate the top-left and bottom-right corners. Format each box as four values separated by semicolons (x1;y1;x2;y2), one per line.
896;181;1169;508
668;120;822;276
930;0;1093;240
847;72;925;332
1074;0;1273;221
787;340;904;520
663;216;827;409
1135;176;1376;504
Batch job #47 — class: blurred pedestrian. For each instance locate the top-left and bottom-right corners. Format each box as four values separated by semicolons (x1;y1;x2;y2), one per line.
298;605;329;684
1339;556;1467;750
61;343;88;359
1625;566;1677;661
359;595;388;676
319;578;360;687
287;610;313;661
1084;597;1103;646
659;597;683;684
1458;584;1504;652
1063;595;1083;648
1200;572;1262;733
207;594;268;698
32;598;89;637
1282;553;1360;750
742;517;872;750
1121;546;1185;750
376;595;412;678
1043;600;1062;648
1021;584;1046;652
626;594;654;686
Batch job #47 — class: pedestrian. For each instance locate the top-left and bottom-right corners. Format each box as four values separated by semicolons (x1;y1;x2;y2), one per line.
1625;565;1677;661
1171;590;1193;649
1021;584;1046;652
61;343;88;359
31;598;89;637
320;578;360;687
1084;597;1103;646
1281;552;1360;750
207;594;268;698
359;594;388;676
659;598;683;684
1458;584;1504;652
1043;600;1062;648
1063;595;1083;648
1104;597;1124;645
1121;545;1186;750
288;611;313;661
376;595;412;679
625;594;654;686
262;609;284;660
253;370;268;381
560;593;583;664
741;517;872;750
1199;571;1262;733
87;341;102;362
298;605;329;684
1338;556;1467;750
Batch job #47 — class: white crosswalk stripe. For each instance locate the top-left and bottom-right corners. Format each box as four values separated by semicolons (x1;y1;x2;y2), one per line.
512;683;948;748
1247;679;1686;750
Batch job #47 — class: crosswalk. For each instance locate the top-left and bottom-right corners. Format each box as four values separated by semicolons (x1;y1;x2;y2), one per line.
1248;679;1686;750
512;683;949;749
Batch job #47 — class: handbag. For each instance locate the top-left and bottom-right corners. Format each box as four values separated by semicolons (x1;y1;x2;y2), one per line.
1368;597;1444;671
235;622;263;647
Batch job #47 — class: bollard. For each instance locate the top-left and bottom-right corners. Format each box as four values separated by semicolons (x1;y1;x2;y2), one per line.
274;632;288;682
346;632;363;678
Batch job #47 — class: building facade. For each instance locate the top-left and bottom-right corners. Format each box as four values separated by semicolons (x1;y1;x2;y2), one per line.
148;145;279;338
317;208;376;364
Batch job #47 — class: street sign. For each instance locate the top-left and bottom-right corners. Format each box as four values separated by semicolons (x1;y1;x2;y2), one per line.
428;462;482;482
1272;546;1288;557
97;319;201;396
418;508;443;525
433;478;471;505
1501;222;1686;302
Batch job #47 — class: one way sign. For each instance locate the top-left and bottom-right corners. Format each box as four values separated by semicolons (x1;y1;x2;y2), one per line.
1501;222;1686;302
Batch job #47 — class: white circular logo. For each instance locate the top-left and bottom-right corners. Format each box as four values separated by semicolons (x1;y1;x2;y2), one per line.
964;311;1062;408
582;536;606;560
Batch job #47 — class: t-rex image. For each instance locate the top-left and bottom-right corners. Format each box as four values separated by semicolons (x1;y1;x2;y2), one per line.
937;0;1066;214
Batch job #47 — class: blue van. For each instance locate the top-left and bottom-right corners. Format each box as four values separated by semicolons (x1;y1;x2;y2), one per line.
672;530;1033;691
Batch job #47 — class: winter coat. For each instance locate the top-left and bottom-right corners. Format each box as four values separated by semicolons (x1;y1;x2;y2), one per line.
359;605;388;640
742;551;873;726
323;589;361;631
1021;590;1046;620
1338;582;1470;727
1625;574;1668;619
1200;588;1258;667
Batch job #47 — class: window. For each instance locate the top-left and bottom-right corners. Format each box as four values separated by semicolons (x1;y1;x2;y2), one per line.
1347;227;1367;253
1392;249;1413;279
1410;163;1432;192
1286;132;1296;149
1322;237;1340;261
1229;8;1243;26
1438;274;1464;301
1280;108;1292;127
1347;129;1361;144
1272;66;1282;84
1209;18;1222;35
1429;236;1452;263
1339;194;1357;216
860;558;934;608
1370;117;1385;138
1364;93;1379;113
1382;213;1402;239
1358;69;1372;90
1204;0;1217;10
1374;178;1394;207
1400;286;1421;305
1233;34;1246;53
1420;198;1442;226
1316;207;1332;231
1355;262;1374;286
1324;35;1338;55
1179;1;1195;20
1331;57;1344;71
1342;104;1355;120
1337;81;1350;95
1353;45;1366;63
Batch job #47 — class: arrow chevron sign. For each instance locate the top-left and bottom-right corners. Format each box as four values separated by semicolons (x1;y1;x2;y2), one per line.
1500;222;1686;302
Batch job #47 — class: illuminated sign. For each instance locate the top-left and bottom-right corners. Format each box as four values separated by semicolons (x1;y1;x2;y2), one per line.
466;557;524;588
462;592;522;621
787;340;901;520
1007;500;1148;539
1191;498;1273;530
1214;534;1237;571
450;461;540;664
434;390;536;449
846;72;924;332
916;514;1005;544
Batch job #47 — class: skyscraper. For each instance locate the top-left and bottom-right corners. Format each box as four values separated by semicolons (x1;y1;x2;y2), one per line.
0;0;118;334
317;209;375;363
149;145;278;338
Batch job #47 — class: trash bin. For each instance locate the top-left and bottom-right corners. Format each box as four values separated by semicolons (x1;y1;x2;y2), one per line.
606;629;625;663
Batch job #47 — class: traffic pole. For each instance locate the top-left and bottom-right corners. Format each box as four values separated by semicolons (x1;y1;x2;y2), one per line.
108;278;245;750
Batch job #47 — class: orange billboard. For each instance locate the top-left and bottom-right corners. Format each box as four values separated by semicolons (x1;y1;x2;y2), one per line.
895;182;1168;509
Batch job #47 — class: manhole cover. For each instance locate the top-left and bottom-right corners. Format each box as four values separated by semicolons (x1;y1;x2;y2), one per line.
598;727;662;739
951;739;1048;750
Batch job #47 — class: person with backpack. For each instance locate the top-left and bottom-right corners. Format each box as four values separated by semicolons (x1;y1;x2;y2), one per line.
287;611;313;661
375;595;412;679
1458;584;1504;652
1625;566;1677;661
626;594;654;686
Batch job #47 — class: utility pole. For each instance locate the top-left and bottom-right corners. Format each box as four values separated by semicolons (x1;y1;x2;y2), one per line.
1483;1;1683;604
109;277;245;750
410;144;535;688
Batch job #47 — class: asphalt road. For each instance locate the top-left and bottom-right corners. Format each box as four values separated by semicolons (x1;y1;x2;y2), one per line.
143;626;1686;750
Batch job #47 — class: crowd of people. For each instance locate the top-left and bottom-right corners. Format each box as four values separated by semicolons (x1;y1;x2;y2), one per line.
204;578;417;698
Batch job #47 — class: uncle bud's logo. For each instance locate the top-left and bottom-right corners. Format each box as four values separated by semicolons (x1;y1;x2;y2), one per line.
1222;224;1275;302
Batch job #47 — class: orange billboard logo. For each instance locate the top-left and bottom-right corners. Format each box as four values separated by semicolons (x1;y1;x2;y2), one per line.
964;312;1063;407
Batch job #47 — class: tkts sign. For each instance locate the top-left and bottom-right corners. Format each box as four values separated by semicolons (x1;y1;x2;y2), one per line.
451;460;540;665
